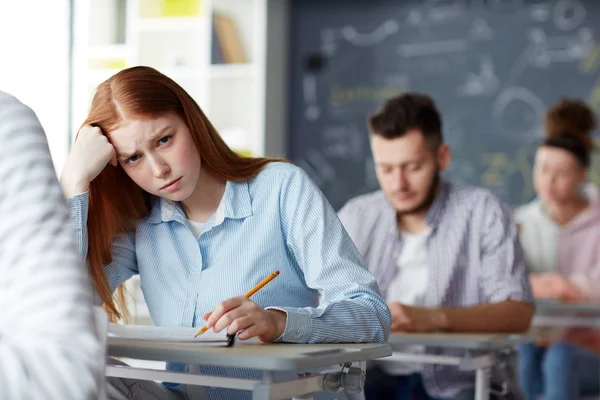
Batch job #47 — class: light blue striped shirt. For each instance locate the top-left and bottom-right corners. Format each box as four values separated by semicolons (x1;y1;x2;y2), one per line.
67;162;391;399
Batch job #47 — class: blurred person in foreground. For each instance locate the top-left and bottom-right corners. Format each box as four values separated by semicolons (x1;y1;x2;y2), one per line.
0;91;103;399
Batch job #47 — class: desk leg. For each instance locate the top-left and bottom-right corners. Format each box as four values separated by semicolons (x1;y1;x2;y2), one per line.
252;384;271;400
291;373;314;400
360;361;366;374
252;373;324;400
475;367;491;400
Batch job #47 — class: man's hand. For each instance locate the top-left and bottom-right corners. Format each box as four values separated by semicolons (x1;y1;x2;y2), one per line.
203;296;287;342
388;302;446;332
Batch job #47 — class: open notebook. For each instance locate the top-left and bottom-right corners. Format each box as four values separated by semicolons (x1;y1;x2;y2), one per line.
108;323;235;347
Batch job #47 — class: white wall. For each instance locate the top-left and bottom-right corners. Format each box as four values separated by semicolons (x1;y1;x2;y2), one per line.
0;0;71;175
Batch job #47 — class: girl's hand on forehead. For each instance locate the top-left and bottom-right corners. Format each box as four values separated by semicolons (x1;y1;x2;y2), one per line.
61;125;117;196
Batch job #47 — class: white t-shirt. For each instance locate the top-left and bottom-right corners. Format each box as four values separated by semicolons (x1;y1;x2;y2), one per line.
187;219;206;239
184;193;226;239
381;228;430;375
386;229;430;305
514;199;559;274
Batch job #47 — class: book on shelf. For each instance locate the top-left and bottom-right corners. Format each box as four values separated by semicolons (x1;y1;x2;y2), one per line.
212;13;247;64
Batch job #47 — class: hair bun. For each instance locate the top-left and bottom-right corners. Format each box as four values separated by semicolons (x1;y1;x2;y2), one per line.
545;97;597;151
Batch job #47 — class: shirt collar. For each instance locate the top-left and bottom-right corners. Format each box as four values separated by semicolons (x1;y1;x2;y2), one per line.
147;180;253;225
424;181;450;228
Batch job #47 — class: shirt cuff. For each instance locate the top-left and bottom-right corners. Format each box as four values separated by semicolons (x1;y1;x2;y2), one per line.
67;191;89;229
265;306;312;343
488;289;535;305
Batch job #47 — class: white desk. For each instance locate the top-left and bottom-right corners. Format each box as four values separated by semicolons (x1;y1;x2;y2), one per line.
384;332;534;400
533;300;600;328
106;337;392;400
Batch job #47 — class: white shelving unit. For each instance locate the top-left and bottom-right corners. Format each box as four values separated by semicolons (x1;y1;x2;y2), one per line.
71;0;289;324
71;0;288;157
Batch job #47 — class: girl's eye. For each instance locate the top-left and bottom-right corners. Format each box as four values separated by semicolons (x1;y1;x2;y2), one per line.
127;155;140;164
159;136;171;145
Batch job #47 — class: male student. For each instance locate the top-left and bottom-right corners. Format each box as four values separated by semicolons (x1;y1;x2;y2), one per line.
338;92;534;400
0;91;103;399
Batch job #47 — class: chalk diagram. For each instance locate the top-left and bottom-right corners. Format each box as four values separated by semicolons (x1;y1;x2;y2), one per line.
298;0;597;204
406;0;467;28
492;86;546;144
528;27;592;68
322;123;364;162
443;118;467;150
309;20;400;122
320;28;337;57
530;3;552;22
445;158;477;184
484;0;524;9
320;2;474;60
383;74;411;89
398;38;468;58
553;0;586;31
399;6;495;58
457;55;499;97
339;19;400;47
468;17;494;41
296;149;355;205
303;75;320;121
320;19;399;57
530;0;585;29
527;0;591;69
406;0;523;29
295;149;337;188
493;0;593;144
400;1;484;58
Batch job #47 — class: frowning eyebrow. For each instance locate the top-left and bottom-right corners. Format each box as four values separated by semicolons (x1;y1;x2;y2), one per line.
117;126;172;159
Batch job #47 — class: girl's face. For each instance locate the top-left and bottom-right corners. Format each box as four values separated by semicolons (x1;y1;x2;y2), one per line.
533;145;586;206
110;113;201;201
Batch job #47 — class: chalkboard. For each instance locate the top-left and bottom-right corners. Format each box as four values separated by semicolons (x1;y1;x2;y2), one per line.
288;0;600;210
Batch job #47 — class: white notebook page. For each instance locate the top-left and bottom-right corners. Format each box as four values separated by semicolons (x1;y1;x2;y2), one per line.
108;323;233;344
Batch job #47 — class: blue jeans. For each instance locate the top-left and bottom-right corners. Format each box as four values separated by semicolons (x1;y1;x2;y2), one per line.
518;342;600;400
364;368;481;400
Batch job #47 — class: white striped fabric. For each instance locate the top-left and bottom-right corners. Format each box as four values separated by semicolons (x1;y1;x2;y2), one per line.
0;92;103;400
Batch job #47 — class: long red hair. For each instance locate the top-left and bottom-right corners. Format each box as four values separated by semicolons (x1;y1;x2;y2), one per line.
81;66;282;322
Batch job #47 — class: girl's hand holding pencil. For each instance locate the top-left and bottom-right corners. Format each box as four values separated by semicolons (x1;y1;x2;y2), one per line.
194;271;285;342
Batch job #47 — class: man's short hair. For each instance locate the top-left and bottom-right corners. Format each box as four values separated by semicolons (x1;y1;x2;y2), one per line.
368;92;443;150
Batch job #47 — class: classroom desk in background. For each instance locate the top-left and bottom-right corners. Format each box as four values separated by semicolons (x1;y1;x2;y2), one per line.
382;332;534;400
532;300;600;328
106;337;392;400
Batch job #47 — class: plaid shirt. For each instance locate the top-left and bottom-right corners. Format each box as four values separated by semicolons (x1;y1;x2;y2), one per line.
339;181;534;398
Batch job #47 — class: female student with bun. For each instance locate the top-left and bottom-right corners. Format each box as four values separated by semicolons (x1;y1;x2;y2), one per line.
60;66;391;399
515;98;600;400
